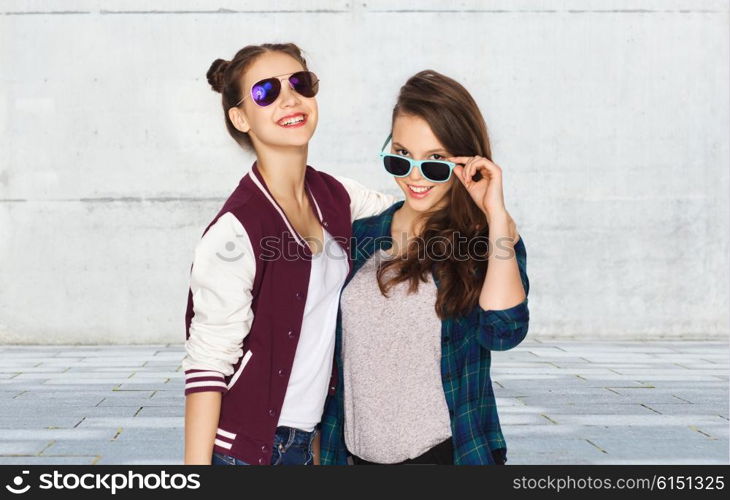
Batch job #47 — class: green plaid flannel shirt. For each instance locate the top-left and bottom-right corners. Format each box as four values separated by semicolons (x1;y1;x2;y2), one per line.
320;200;530;465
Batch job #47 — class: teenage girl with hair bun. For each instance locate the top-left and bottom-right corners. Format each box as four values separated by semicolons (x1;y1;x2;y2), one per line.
182;43;396;465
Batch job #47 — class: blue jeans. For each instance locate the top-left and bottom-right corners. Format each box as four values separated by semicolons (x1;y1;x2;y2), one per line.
212;426;317;466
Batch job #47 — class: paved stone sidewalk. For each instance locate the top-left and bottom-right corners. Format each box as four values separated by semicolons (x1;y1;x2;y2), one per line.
0;341;727;465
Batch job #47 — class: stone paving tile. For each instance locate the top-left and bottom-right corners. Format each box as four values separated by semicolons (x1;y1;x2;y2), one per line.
134;406;186;417
11;372;128;381
498;413;555;425
143;361;182;368
692;425;729;440
536;404;661;415
77;417;184;429
0;456;98;465
505;436;609;465
36;359;86;366
2;405;140;419
129;371;183;379
0;367;69;374
148;390;183;399
113;383;179;391
47;445;182;465
0;417;86;429
113;428;184;443
97;396;172;408
0;441;53;456
545;414;727;426
14;390;152;400
641;403;727;416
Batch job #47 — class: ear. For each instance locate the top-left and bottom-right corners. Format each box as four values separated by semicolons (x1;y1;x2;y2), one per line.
228;106;251;134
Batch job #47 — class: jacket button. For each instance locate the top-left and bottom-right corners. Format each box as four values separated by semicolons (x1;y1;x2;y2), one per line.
295;292;303;300
268;408;276;417
323;221;329;227
278;369;285;377
261;444;267;452
330;386;335;391
258;457;265;465
287;330;295;338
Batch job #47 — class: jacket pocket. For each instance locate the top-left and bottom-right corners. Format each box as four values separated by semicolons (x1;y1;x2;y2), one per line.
226;350;253;391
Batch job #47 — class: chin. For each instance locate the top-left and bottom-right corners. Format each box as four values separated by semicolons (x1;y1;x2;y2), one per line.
403;191;450;213
269;133;314;149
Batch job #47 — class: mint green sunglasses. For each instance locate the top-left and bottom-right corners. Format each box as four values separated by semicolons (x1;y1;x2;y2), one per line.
379;134;456;183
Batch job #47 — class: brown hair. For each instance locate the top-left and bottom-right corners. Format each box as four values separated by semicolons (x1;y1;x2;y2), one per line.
206;43;309;151
377;70;494;319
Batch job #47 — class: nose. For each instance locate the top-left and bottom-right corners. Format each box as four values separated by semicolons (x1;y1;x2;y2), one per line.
278;81;301;108
407;162;425;182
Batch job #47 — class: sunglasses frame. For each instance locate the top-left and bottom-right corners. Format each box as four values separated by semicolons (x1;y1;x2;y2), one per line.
379;133;456;183
234;71;319;107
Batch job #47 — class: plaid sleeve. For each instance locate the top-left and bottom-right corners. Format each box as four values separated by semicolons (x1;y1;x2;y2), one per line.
320;390;350;465
476;235;530;351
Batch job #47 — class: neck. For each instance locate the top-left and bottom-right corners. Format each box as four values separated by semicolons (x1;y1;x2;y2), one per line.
390;203;425;254
255;144;309;203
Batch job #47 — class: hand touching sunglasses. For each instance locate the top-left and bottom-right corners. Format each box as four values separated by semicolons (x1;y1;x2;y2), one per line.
235;71;319;107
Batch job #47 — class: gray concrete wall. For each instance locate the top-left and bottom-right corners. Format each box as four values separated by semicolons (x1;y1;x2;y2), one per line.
1;0;728;343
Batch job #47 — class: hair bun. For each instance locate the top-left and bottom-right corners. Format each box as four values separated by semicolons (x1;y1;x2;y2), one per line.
206;58;230;93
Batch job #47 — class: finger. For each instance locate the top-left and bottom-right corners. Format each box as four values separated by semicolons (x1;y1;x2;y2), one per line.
470;157;500;179
464;158;476;186
453;164;464;179
447;156;472;165
460;158;472;184
452;165;469;187
469;160;479;187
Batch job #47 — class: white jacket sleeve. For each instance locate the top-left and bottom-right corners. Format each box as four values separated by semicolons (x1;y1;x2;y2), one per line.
334;175;399;222
182;211;256;395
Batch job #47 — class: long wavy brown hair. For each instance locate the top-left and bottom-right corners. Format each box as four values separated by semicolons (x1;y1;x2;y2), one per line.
376;70;494;319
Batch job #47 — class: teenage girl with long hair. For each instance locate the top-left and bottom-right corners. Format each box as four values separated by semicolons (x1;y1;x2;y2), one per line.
321;70;530;465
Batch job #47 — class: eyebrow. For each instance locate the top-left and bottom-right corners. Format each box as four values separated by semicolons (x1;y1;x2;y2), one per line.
392;141;449;155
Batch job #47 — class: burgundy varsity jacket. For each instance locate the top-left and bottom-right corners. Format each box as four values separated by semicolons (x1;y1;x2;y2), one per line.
182;161;396;465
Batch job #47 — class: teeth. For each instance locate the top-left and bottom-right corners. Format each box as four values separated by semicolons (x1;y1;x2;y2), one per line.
409;185;432;193
279;115;304;126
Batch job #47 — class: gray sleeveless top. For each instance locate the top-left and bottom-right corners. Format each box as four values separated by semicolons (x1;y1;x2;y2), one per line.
340;248;452;463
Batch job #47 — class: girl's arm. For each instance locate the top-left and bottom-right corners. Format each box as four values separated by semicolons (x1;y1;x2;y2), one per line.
182;211;256;464
476;212;530;351
334;175;399;221
447;155;529;351
185;392;222;464
479;212;525;311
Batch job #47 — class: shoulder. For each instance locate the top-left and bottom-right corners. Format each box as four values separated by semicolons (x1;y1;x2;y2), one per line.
306;166;351;197
197;212;254;258
211;175;276;237
352;200;403;238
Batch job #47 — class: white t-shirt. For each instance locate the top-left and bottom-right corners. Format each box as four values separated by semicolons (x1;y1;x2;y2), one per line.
278;229;349;431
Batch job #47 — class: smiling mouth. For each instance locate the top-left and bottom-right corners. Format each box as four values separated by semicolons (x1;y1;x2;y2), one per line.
277;114;307;128
407;184;434;196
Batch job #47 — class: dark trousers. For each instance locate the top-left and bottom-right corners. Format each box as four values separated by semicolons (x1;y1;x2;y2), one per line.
351;438;454;465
